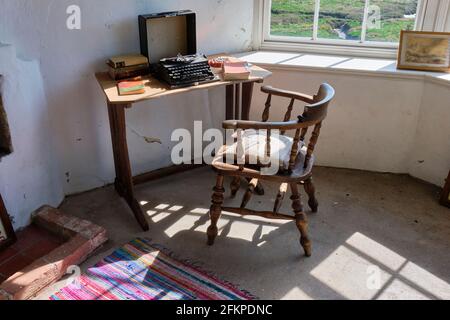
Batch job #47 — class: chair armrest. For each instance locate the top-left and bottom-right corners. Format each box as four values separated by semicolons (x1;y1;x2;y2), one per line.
261;86;315;104
223;119;303;131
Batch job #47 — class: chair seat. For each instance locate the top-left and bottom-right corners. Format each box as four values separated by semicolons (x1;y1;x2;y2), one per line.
212;130;314;182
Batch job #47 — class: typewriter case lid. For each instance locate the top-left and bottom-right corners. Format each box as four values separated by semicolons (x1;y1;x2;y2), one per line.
139;10;197;67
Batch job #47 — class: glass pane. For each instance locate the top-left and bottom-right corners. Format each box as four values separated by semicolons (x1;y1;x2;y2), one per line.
366;0;418;42
318;0;366;41
270;0;315;38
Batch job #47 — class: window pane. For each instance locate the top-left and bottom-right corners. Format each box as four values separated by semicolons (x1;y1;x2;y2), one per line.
366;0;418;42
270;0;315;38
318;0;366;41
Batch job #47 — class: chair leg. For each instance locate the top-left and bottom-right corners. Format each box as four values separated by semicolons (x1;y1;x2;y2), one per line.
304;178;319;213
207;175;225;246
291;183;312;257
230;177;241;197
246;177;265;196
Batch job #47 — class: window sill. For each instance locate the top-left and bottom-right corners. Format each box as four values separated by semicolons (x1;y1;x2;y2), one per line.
234;51;450;87
260;39;399;59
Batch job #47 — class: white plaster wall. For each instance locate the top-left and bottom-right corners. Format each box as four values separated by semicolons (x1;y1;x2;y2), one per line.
0;0;254;195
249;69;425;174
409;81;450;186
0;0;253;227
0;45;64;229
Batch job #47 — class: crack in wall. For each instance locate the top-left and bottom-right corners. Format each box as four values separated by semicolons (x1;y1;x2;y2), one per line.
127;123;162;145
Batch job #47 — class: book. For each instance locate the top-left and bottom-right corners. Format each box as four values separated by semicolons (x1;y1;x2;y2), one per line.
223;59;251;81
108;54;149;69
108;63;149;80
117;78;146;96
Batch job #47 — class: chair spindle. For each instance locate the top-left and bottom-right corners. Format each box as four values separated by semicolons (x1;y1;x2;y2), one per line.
262;94;272;122
288;129;302;172
300;127;308;142
304;122;322;169
265;129;271;167
281;99;295;135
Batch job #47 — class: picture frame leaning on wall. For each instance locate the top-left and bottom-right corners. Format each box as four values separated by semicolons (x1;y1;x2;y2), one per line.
397;31;450;72
0;194;16;251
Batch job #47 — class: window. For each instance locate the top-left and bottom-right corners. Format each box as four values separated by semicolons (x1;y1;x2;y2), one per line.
257;0;432;57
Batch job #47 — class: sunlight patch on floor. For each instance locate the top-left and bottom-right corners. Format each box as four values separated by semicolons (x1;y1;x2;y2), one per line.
146;210;157;216
223;221;261;242
376;279;430;300
281;287;313;300
239;214;291;226
164;215;205;237
310;245;392;300
151;212;173;223
311;232;449;300
155;204;170;210
190;208;209;214
399;262;450;300
159;206;285;242
346;232;406;270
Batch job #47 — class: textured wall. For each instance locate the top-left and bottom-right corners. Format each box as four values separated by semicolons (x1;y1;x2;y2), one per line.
0;0;254;228
0;0;254;194
0;45;63;229
409;81;450;186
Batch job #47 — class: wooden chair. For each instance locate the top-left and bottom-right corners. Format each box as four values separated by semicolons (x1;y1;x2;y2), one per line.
206;83;335;257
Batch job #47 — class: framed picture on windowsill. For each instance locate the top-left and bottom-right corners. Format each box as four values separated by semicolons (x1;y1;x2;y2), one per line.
397;31;450;73
0;194;16;251
441;171;450;208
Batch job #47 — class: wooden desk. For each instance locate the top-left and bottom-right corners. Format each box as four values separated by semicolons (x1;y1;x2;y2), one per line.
95;66;272;231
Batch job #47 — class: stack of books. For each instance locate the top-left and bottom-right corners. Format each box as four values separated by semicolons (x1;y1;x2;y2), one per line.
222;58;251;81
107;54;150;80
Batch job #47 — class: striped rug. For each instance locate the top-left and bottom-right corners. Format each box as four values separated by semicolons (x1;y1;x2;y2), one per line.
51;238;255;300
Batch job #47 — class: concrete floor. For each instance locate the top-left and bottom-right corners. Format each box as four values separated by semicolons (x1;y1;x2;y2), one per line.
37;167;450;300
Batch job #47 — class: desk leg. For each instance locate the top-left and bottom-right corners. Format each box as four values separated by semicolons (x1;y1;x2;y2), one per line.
225;85;235;120
241;82;254;121
107;103;149;231
226;82;254;121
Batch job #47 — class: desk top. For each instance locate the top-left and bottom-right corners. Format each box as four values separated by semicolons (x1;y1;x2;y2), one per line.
95;64;272;105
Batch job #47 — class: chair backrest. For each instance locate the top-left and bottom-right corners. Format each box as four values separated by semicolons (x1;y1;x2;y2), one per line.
299;83;335;170
261;83;335;172
301;83;335;124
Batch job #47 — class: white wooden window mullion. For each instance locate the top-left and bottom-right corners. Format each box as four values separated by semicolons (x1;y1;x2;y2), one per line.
360;0;371;43
312;0;321;40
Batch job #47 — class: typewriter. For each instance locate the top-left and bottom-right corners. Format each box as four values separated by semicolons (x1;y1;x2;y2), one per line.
156;53;220;89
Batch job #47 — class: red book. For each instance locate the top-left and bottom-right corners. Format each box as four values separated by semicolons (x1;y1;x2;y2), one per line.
223;60;251;81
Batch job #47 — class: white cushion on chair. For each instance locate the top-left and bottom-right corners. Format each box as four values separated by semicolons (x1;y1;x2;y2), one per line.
218;129;305;170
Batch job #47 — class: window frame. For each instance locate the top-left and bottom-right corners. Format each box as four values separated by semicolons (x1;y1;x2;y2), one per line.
254;0;446;58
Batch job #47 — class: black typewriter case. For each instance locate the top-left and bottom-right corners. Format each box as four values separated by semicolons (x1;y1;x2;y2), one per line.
139;10;197;71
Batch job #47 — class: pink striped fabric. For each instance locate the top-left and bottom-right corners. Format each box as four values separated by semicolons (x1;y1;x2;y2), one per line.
51;238;255;300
